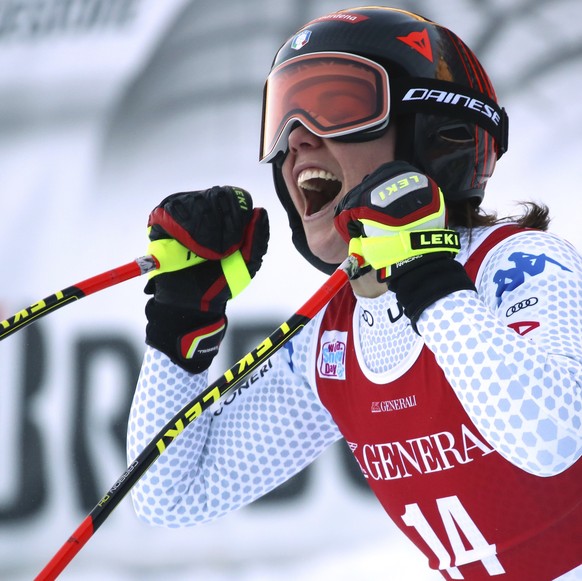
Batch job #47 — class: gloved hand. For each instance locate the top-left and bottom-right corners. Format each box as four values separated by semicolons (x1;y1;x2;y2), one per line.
334;161;475;332
145;186;269;373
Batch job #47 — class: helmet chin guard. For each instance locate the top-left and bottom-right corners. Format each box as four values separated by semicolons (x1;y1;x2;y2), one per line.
263;7;508;273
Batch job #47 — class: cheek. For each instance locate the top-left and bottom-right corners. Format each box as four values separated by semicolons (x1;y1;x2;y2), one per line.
335;130;397;185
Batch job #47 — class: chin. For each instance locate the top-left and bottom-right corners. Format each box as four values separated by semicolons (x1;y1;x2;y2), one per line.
307;233;347;264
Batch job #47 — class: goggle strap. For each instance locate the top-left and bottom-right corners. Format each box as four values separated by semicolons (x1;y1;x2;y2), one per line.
391;78;509;156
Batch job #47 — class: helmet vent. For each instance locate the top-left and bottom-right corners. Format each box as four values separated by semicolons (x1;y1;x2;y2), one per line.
438;124;474;144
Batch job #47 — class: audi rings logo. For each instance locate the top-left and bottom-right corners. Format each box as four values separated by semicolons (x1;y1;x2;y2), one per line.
506;297;538;317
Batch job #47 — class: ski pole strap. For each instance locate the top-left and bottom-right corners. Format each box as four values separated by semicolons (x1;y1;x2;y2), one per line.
221;250;251;299
148;237;250;299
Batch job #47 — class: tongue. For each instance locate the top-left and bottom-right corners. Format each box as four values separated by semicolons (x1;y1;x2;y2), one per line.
302;177;341;215
305;189;332;215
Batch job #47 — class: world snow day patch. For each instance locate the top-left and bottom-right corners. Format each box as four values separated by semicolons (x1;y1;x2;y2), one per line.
317;330;348;380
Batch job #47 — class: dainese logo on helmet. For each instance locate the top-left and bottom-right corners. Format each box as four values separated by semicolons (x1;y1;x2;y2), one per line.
403;88;501;126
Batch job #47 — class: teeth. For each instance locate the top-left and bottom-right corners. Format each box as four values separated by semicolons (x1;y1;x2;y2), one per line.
297;168;339;191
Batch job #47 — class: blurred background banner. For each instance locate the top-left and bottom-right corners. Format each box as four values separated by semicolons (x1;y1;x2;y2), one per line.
0;1;579;579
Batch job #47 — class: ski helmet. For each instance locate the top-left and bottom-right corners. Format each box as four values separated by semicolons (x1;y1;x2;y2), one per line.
260;7;509;274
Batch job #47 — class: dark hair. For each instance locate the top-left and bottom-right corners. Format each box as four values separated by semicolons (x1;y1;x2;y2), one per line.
447;200;551;231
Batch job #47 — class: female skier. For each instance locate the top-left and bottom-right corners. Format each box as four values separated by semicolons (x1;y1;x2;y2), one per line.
127;7;581;580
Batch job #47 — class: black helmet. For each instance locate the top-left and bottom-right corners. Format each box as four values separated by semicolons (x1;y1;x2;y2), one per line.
260;6;509;274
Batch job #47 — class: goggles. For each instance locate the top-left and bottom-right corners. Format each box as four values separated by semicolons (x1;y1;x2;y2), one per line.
260;52;390;163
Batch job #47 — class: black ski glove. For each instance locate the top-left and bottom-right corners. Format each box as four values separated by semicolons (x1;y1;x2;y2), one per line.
334;161;475;332
145;186;269;372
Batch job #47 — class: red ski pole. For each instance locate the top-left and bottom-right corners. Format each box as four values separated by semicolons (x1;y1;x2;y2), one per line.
0;255;159;341
34;253;363;580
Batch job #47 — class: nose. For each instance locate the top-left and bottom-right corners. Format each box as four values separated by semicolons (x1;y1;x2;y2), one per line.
288;123;323;153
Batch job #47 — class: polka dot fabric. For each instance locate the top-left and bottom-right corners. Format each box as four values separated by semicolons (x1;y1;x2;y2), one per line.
418;230;582;476
128;226;581;529
127;320;340;527
356;291;421;376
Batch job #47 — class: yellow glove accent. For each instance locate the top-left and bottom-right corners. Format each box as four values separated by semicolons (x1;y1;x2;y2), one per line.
349;229;461;275
221;250;251;299
146;230;251;299
147;235;206;278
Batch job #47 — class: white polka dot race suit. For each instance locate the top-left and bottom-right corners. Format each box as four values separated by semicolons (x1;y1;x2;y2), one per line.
128;224;582;580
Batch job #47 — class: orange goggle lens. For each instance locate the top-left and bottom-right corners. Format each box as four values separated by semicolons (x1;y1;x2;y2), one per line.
260;52;390;162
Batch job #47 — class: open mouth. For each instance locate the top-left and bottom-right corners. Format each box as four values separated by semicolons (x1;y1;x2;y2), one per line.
297;169;342;216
